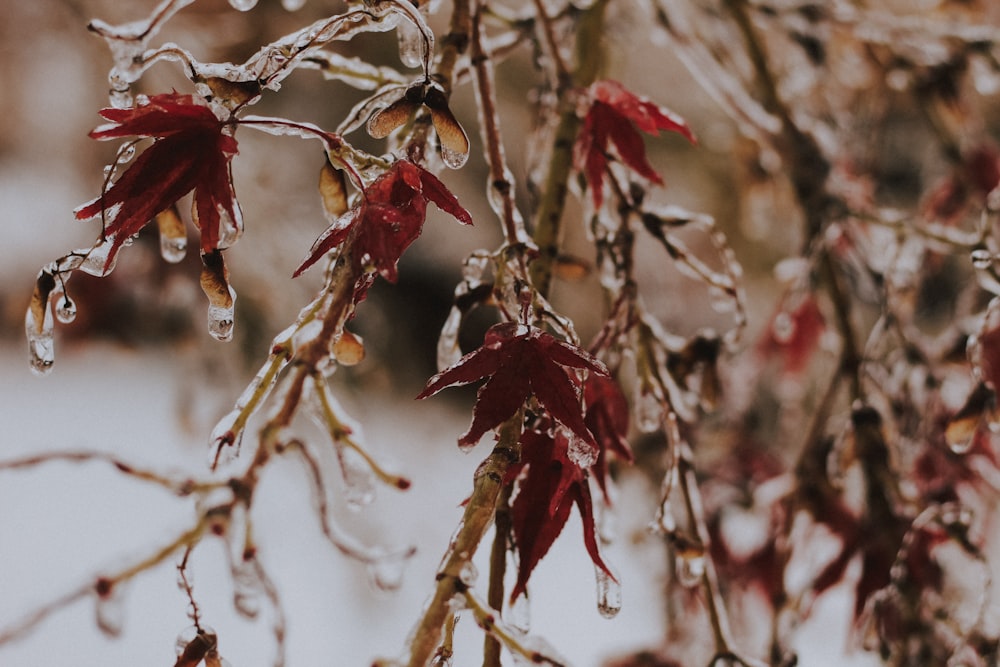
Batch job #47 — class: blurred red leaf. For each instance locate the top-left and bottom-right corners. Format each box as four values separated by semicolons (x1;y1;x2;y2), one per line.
575;80;695;208
757;295;826;375
505;427;612;600
584;374;634;501
295;159;472;281
417;322;608;450
75;93;240;270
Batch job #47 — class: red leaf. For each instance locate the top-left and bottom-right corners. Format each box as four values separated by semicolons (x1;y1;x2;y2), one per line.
295;160;472;281
583;375;634;501
757;294;826;375
417;322;608;449
574;80;695;208
75;94;239;269
506;428;613;600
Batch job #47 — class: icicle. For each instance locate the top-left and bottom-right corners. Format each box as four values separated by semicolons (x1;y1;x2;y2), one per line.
395;20;423;69
594;568;621;618
232;560;262;619
634;384;664;433
214;200;245;250
335;442;377;510
229;0;258;10
440;144;469;170
367;551;408;592
458;561;478;587
436;307;463;371
94;579;126;638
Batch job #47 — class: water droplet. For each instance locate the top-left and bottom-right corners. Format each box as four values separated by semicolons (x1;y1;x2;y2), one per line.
507;592;530;634
228;0;258;10
95;582;126;637
675;546;706;587
208;286;237;341
395;20;424;69
367;552;408;592
55;295;77;324
281;0;307;9
771;311;795;343
594;568;621;618
440;144;468;170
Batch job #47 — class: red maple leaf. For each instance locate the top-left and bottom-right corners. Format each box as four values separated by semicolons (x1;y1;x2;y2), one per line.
505;427;612;600
294;159;472;281
416;322;609;450
575;80;695;208
583;374;634;501
75;93;240;269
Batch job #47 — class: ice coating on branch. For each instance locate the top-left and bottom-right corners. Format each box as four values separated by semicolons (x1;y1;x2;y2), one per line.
229;0;259;10
335;442;377;510
282;0;307;10
506;592;531;634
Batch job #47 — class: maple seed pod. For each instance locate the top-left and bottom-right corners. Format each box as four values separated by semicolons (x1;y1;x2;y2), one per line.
29;271;57;335
319;158;349;220
333;330;365;366
367;95;420;140
423;86;470;159
200;250;234;310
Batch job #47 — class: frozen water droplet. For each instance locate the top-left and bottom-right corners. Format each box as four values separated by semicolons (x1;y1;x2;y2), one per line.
945;418;976;455
507;592;530;634
676;547;706;587
336;444;377;510
440;144;468;170
458;560;478;587
567;435;598;468
231;560;261;619
160;235;187;263
971;248;993;270
95;583;126;637
634;386;663;433
771;311;795;343
175;625;198;656
396;20;424;69
25;307;55;376
333;330;365;366
208;286;237;341
55;295;77;324
367;552;408;592
708;285;735;314
282;0;307;9
229;0;258;10
594;568;621;618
